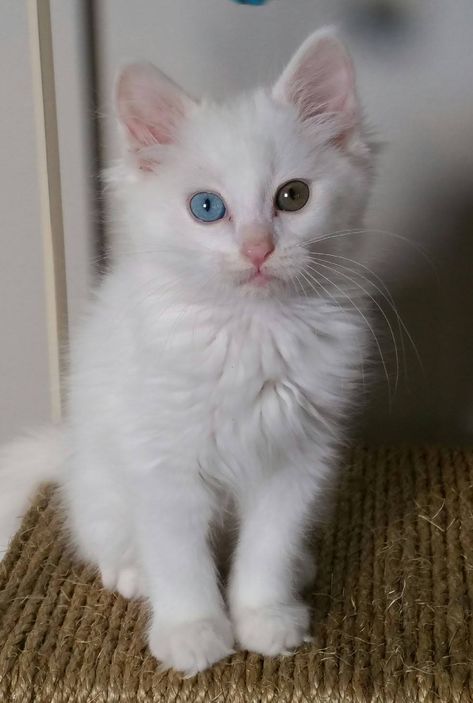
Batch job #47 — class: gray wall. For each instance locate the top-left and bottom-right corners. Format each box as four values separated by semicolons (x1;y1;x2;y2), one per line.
95;0;473;444
0;1;94;444
0;2;53;442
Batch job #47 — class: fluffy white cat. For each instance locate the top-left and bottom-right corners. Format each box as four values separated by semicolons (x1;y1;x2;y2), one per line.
0;28;375;675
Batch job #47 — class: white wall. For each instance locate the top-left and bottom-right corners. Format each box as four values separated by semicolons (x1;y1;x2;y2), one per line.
0;2;94;444
0;2;54;442
50;0;94;329
94;0;473;443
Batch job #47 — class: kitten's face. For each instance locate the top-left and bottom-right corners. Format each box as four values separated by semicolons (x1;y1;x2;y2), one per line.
115;29;373;301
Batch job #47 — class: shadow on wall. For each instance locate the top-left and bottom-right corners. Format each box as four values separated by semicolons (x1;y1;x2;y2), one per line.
361;165;473;446
345;1;473;445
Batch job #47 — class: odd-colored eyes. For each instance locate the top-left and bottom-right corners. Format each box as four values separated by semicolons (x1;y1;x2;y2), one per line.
189;180;310;223
275;180;310;212
189;192;226;222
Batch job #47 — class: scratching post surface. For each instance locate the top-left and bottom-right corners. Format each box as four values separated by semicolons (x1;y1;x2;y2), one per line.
1;447;473;702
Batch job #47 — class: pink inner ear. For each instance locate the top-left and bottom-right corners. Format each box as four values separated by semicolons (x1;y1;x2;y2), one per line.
125;117;163;149
295;54;354;120
116;63;194;168
274;31;359;140
122;96;188;149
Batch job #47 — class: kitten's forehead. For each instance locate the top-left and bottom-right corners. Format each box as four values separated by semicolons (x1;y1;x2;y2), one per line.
181;92;314;207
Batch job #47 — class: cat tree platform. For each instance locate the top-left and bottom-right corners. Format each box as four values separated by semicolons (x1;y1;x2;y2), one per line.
1;447;472;702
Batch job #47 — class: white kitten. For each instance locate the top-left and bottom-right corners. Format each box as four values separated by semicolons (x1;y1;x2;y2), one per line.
0;28;375;675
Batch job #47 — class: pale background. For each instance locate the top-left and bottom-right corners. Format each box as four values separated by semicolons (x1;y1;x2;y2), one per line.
1;0;473;444
0;1;52;442
0;1;93;443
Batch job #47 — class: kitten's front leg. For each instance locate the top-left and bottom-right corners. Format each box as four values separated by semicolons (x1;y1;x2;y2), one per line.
229;465;320;656
135;471;234;675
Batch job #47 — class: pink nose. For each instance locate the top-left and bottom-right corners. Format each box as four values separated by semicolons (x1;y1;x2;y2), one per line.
241;235;275;269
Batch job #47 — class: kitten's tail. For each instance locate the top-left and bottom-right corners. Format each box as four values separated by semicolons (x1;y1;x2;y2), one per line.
0;425;64;557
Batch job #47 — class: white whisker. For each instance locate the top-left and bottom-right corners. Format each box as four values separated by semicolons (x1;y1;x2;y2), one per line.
296;269;366;390
302;262;392;400
308;252;424;378
305;259;400;395
303;227;436;273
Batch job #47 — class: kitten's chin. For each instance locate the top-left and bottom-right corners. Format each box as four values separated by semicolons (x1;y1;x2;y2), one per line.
225;265;293;298
237;270;292;298
246;271;272;287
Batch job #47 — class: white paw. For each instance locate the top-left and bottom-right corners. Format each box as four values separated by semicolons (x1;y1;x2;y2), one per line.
149;615;235;676
234;602;311;656
100;564;146;599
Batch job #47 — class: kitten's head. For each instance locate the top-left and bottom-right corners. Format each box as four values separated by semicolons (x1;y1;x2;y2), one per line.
113;28;374;301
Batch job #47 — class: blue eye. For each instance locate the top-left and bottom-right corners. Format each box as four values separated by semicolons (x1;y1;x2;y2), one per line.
189;192;226;223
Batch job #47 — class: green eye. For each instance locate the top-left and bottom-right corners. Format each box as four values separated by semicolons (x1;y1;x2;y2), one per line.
275;180;310;212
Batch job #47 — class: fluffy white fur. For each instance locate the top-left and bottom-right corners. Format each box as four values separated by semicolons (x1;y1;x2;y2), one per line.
0;29;375;675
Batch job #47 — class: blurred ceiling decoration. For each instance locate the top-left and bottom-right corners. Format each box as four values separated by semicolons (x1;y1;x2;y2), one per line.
346;0;412;46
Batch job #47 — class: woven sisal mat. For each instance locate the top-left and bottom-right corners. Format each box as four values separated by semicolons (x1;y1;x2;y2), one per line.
1;447;473;702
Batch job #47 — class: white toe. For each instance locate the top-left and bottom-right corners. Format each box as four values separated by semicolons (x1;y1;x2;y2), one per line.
99;563;145;599
116;565;144;599
149;614;234;676
234;602;310;656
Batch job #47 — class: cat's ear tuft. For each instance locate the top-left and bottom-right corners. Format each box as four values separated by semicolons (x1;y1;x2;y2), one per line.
273;28;361;148
115;62;195;169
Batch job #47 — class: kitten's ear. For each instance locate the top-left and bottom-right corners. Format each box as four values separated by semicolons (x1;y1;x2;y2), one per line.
116;62;195;168
273;28;360;148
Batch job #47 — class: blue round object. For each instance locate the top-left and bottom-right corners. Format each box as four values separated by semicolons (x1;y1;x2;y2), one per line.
189;192;226;223
233;0;267;5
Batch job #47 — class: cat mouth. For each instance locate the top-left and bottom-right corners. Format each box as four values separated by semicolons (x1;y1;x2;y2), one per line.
245;270;273;287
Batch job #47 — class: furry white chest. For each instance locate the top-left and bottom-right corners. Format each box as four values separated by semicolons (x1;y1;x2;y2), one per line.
126;297;361;487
